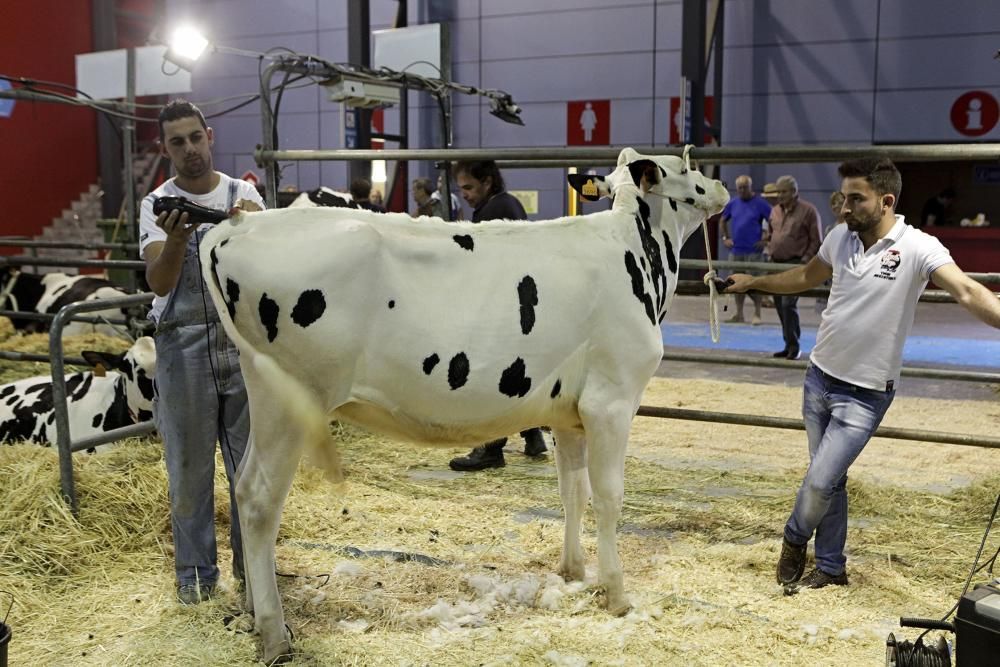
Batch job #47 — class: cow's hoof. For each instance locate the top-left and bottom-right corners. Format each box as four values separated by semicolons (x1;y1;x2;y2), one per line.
262;641;293;666
604;594;631;617
557;564;585;582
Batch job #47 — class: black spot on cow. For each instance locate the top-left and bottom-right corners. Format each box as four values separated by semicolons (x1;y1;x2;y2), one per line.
448;353;470;390
632;200;668;322
685;197;695;205
551;379;562;398
498;358;531;398
422;353;440;375
668;198;678;211
47;412;55;424
258;294;280;342
25;383;47;395
662;231;677;275
92;413;103;429
51;284;69;296
517;276;538;335
69;374;93;402
6;394;20;407
695;184;705;195
45;278;118;316
137;409;153;422
624;251;656;326
388;300;395;309
452;235;474;252
225;278;240;319
102;383;131;431
291;290;326;328
210;247;220;278
220;238;230;248
0;385;14;398
136;371;155;402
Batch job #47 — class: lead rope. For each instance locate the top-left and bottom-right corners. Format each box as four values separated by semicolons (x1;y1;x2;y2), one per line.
682;145;723;344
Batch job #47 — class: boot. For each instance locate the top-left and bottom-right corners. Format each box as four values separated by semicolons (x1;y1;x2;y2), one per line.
449;439;507;471
521;428;547;457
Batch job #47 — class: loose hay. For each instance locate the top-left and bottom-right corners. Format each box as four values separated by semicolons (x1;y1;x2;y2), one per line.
1;375;997;666
0;330;131;386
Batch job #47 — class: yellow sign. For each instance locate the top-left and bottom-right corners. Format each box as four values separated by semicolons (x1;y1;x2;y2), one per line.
509;190;539;215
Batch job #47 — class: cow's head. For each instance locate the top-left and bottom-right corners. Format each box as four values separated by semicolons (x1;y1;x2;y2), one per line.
81;336;157;421
568;148;729;237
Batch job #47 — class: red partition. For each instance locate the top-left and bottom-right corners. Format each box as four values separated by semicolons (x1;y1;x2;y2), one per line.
924;227;1000;292
0;0;97;246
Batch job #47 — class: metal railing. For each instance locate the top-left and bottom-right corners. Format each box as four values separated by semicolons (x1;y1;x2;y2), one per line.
48;293;156;514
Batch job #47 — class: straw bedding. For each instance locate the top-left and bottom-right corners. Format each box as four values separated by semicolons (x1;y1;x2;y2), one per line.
1;321;997;665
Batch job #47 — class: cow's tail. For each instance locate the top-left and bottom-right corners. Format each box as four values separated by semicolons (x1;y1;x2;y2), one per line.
199;223;343;485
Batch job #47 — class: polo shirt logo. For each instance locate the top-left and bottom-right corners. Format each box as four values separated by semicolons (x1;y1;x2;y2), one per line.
874;249;901;281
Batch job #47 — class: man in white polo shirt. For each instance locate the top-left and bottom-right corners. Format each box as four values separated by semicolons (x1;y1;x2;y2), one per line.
726;157;1000;594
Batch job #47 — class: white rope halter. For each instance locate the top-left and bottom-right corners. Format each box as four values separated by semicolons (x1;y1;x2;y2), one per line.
681;145;723;344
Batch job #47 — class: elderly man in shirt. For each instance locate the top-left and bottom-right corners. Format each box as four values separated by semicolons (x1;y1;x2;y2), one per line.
765;175;822;359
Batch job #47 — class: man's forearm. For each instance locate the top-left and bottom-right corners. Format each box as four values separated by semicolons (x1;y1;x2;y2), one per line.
145;240;187;296
749;265;812;294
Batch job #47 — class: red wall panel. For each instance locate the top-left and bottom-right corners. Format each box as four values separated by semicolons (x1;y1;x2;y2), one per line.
0;0;97;245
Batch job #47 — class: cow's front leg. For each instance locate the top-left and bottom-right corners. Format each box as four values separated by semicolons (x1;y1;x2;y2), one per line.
580;399;633;616
553;427;588;582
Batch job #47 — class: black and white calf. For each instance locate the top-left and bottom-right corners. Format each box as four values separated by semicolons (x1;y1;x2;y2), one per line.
200;147;729;664
0;336;156;451
0;268;133;339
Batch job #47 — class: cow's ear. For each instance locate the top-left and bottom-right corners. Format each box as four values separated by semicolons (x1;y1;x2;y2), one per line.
567;174;607;201
627;160;660;189
81;350;127;373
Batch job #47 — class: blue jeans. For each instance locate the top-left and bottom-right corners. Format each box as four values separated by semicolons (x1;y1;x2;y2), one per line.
784;365;895;575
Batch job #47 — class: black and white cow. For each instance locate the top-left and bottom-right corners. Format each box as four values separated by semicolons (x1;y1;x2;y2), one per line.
0;268;133;339
286;186;357;209
0;336;156;451
200;148;729;664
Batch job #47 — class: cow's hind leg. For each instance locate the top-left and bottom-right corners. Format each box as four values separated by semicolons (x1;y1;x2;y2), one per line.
236;364;313;665
580;397;633;616
552;427;589;582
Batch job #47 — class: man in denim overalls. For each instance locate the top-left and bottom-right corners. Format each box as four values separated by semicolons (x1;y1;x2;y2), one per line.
139;100;265;604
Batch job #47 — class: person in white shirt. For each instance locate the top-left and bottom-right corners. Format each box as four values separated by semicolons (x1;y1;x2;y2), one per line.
726;157;1000;594
139;100;265;605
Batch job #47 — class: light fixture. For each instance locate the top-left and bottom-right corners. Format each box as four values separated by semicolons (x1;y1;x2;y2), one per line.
164;26;211;71
371;159;387;183
488;94;523;126
322;74;400;109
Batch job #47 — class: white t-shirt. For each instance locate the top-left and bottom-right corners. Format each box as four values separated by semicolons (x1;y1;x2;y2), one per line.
810;215;953;391
139;173;265;322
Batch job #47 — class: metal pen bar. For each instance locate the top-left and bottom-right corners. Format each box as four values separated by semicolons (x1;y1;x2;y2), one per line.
0;255;146;271
49;293;155;514
0;351;89;366
70;421;157;453
0;310;129;325
673;281;959;303
256;143;1000;166
0;238;139;252
680;259;1000;284
659;350;1000;384
635;405;1000;449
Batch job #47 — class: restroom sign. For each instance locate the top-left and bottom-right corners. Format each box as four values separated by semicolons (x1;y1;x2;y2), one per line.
950;91;999;137
567;100;610;145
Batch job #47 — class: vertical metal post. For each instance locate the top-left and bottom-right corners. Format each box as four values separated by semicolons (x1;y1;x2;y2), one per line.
92;0;122;221
123;48;138;291
49;308;77;514
712;1;725;146
348;0;372;185
260;61;282;208
681;0;707;147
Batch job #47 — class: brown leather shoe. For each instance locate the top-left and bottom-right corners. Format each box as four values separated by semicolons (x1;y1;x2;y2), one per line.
783;567;848;596
449;440;507;471
776;538;807;585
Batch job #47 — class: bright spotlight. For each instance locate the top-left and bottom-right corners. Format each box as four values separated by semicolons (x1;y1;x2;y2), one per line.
165;26;211;71
371;159;387;184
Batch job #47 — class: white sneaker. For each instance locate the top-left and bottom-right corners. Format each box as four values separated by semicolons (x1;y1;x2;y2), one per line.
751;315;762;326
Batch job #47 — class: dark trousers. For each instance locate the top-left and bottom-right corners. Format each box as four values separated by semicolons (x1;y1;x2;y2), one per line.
774;294;800;353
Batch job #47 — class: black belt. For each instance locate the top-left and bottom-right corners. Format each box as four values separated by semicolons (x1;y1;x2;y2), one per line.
810;364;893;394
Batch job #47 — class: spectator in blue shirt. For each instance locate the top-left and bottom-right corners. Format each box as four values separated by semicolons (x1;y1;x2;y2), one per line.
720;175;771;324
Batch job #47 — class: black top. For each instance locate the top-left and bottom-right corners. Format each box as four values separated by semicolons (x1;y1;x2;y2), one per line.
472;191;527;222
919;196;947;228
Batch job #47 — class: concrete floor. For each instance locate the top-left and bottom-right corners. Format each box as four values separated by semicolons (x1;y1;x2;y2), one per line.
657;295;1000;401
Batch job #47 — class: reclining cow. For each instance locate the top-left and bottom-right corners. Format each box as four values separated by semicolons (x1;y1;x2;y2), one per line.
200;148;729;664
0;336;156;451
0;268;135;339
